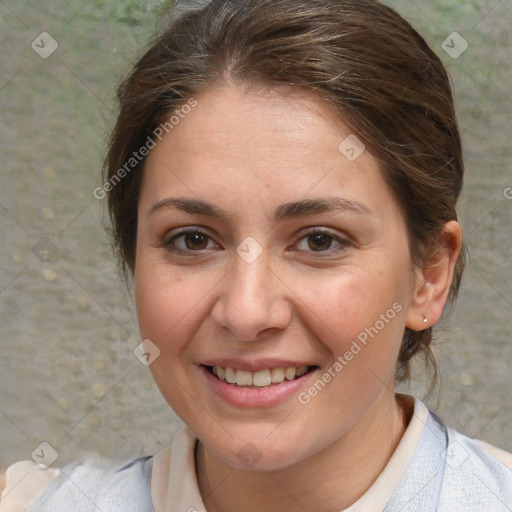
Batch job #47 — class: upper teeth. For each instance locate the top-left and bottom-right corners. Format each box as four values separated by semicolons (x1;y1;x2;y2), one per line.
213;365;309;387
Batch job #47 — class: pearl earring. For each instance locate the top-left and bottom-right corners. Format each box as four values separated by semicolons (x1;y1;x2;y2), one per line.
423;315;428;324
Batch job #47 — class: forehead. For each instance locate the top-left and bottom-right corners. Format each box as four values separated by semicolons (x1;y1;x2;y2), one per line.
140;84;394;218
154;86;344;160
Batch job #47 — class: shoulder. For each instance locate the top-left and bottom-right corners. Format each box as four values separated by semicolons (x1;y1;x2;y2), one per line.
473;438;512;469
392;399;512;511
1;455;154;512
38;455;154;511
0;460;60;512
437;423;512;510
444;425;512;472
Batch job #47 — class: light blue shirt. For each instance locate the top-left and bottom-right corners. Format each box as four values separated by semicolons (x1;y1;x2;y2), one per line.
26;404;512;511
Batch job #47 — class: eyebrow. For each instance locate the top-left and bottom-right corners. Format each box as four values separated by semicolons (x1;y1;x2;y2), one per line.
147;196;372;221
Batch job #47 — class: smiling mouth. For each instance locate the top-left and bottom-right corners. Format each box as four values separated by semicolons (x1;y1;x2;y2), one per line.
204;365;318;388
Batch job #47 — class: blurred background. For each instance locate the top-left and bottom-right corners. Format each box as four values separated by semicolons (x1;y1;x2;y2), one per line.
0;0;511;468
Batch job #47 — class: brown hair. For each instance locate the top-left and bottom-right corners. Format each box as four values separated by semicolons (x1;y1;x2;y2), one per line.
104;0;466;383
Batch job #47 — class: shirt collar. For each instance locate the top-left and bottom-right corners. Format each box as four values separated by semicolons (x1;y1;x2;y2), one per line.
151;394;429;512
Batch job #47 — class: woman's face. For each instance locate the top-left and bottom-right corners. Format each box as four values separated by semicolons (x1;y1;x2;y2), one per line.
135;84;420;470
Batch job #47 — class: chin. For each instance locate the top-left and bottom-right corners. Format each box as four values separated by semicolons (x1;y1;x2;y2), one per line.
203;429;315;472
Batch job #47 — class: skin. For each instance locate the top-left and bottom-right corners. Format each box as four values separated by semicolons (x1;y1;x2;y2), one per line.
134;84;462;511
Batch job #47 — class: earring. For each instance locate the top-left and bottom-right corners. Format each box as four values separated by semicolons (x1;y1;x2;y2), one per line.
423;314;428;324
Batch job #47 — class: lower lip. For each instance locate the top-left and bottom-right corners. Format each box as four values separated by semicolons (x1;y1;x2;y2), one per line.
199;365;318;408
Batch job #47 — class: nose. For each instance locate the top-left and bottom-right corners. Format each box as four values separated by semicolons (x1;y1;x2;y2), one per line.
211;249;293;342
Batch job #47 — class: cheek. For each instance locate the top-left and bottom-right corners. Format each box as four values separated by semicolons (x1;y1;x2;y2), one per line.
134;255;217;351
299;266;407;363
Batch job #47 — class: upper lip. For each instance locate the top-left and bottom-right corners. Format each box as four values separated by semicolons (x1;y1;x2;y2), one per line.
200;359;317;372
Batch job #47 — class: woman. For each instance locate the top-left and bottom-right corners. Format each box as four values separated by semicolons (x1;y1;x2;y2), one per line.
1;0;511;510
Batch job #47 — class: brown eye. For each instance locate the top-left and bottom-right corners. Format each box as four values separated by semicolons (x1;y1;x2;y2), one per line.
182;232;209;250
307;233;335;251
165;229;217;253
295;229;349;254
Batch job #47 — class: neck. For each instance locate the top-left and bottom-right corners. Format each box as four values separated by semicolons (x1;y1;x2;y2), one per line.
196;392;412;512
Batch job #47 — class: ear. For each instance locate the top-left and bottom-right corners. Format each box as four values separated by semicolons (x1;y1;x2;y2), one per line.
406;220;463;331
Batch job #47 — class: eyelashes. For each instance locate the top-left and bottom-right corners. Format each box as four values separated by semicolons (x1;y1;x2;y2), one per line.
165;229;217;252
294;230;348;253
162;227;350;256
